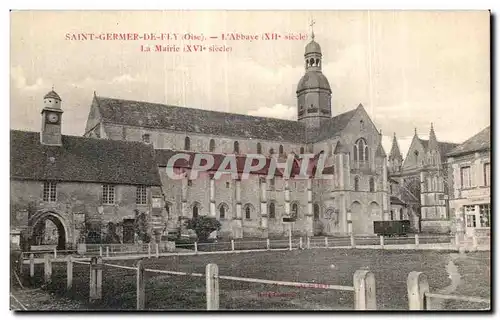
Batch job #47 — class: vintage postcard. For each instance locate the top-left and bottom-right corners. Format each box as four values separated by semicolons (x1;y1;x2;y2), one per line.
9;10;490;311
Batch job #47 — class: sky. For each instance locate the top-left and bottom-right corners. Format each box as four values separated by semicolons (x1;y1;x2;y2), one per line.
10;10;490;157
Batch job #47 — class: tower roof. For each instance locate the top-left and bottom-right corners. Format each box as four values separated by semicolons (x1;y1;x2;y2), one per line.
305;40;322;55
44;90;62;101
389;133;402;159
428;123;439;150
296;71;331;93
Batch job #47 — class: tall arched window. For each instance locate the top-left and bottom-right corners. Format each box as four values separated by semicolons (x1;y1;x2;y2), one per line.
313;204;320;220
354;176;360;191
279;145;284;156
291;203;298;220
192;205;199;218
369;177;375;192
354;139;369;166
209;139;215;152
269;203;275;219
184;137;191;151
234;141;240;154
245;206;251;220
219;206;225;220
257;142;262;154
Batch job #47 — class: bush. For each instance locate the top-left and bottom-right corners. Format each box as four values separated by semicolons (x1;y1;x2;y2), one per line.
184;216;221;242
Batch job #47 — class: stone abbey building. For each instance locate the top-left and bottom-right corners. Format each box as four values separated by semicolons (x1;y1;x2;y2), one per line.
11;33;394;248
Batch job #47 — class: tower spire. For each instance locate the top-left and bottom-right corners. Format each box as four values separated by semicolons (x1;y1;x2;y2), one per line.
428;122;438;150
310;18;315;40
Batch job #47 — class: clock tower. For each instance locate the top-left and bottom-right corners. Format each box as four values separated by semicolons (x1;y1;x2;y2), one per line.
40;89;63;146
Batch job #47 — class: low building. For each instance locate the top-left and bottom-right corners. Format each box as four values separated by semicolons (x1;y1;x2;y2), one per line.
447;126;490;240
10;90;164;250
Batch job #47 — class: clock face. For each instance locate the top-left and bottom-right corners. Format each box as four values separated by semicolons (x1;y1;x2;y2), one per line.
47;113;59;124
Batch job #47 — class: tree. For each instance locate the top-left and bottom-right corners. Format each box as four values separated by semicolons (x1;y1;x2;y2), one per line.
184;216;221;242
134;210;151;243
103;222;121;244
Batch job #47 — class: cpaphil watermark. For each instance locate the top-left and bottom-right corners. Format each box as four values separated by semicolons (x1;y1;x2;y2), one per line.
258;291;298;298
165;152;334;181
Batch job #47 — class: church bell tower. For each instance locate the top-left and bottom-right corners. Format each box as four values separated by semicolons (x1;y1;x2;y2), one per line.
40;89;63;146
296;21;332;134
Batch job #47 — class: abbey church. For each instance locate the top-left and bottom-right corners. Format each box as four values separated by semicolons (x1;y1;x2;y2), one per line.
11;31;397;248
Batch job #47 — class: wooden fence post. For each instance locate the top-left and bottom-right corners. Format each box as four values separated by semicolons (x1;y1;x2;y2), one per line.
136;260;145;310
350;234;356;248
414;234;420;247
206;263;219;310
89;257;97;302
148;243;151;258
106;246;110;257
379;235;384;248
54;248;57;259
96;257;103;300
266;238;270;250
407;271;429;310
307;237;311;249
455;233;461;250
353;270;377;310
44;254;52;284
99;246;103;257
299;237;303;249
472;235;478;251
325;237;328;248
66;256;73;290
231;239;235;251
155;243;159;258
194;242;198;254
29;253;34;279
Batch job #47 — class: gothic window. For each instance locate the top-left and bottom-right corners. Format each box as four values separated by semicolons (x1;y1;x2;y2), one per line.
245;206;251;220
184;136;191;150
192;204;199;218
257;142;262;154
353;138;369;165
291;203;298;220
279;145;284;156
219;204;227;220
269;148;275;156
360;120;365;130
300;147;305;154
369;178;375;192
313;203;320;220
234;141;240;154
269;202;276;219
209;139;215;152
354;176;360;191
315;58;320;66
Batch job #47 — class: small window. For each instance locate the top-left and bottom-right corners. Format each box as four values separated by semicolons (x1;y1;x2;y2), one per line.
291;203;298;220
369;178;375;192
209;139;215;152
188;179;193;187
460;166;471;188
484;163;490;186
43;181;57;202
102;184;115;204
313;204;320;220
269;148;275;155
234;141;240;154
142;133;150;144
279;145;284;156
300;147;305;154
257;142;262;154
219;206;226;220
360;120;365;130
245;206;251;220
466;214;476;228
184;137;191;150
193;205;199;218
269;203;275;219
136;185;147;205
354;177;360;191
226;181;230;188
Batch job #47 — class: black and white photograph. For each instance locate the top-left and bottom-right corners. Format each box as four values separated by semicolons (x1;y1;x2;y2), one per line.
8;9;491;311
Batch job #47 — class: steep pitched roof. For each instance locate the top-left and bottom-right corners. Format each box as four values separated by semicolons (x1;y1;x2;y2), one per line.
95;96;306;143
389;134;402;159
447;126;491;157
375;143;386;157
311;108;358;142
418;139;459;156
10;130;161;186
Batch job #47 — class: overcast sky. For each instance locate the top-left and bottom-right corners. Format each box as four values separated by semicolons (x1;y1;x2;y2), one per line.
10;10;490;157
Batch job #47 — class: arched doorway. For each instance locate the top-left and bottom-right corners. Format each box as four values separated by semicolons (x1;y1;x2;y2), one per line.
350;201;363;235
30;211;68;250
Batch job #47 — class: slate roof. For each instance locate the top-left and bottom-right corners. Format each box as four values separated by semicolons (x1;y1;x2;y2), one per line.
155;149;333;177
296;71;331;93
312;108;358;143
447;126;491;157
44;90;62;101
95;96;306;143
10;130;161;186
419;138;459;157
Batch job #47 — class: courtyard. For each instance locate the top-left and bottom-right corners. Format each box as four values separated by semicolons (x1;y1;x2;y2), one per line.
18;248;490;311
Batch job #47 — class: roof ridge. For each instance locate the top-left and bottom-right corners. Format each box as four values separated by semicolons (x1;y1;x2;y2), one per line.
96;95;304;125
